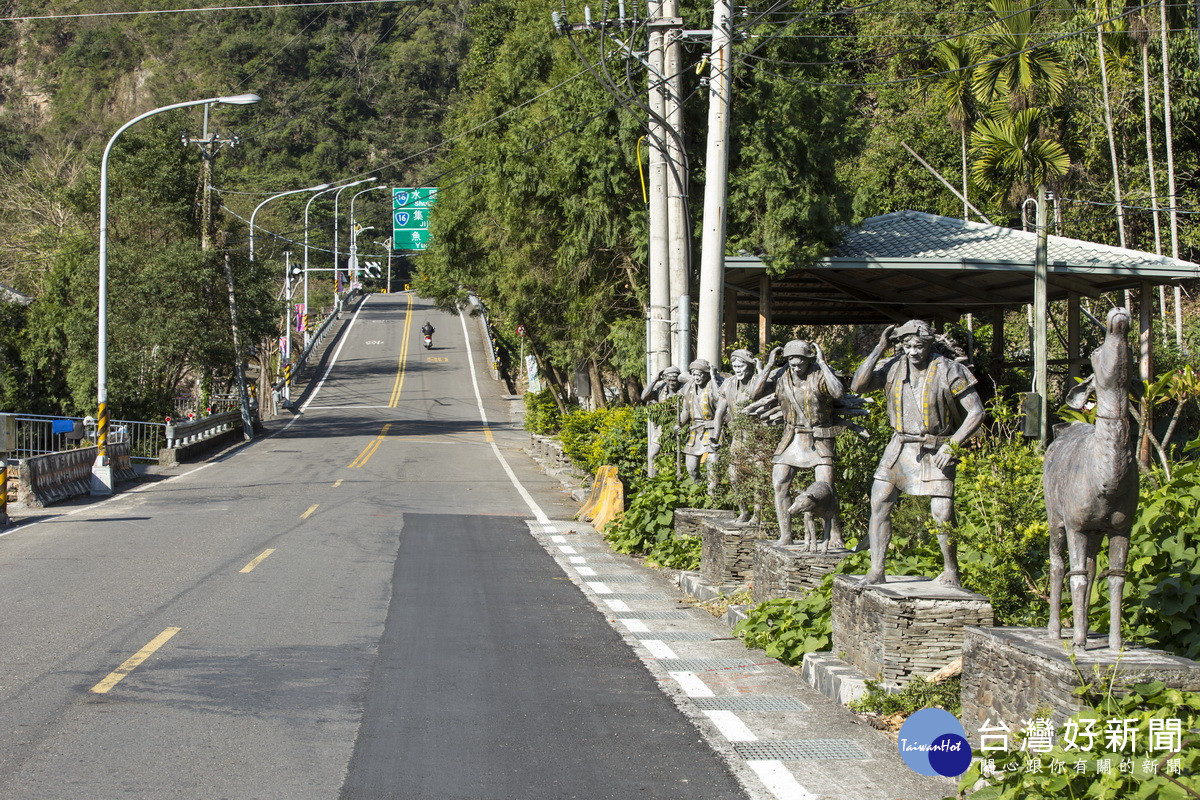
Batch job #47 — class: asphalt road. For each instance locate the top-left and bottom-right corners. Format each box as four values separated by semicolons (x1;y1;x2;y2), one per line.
0;293;746;800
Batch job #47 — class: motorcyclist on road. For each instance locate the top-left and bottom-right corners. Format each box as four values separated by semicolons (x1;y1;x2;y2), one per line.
421;322;435;336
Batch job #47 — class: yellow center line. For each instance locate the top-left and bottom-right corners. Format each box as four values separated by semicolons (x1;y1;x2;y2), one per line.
240;548;276;573
388;293;414;408
332;479;343;488
348;423;391;468
300;504;319;519
90;627;181;694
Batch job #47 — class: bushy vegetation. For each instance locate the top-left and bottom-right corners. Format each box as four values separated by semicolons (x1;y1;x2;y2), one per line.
601;472;709;558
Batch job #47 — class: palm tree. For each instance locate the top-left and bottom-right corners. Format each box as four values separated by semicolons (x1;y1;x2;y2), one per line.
970;108;1071;205
923;37;976;219
969;0;1071;206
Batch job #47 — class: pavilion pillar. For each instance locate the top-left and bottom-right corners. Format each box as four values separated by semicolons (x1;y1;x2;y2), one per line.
723;290;738;359
1139;282;1154;466
758;275;772;356
990;306;1005;391
1067;292;1081;382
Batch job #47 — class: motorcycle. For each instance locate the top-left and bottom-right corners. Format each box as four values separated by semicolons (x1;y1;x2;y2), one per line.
423;333;433;349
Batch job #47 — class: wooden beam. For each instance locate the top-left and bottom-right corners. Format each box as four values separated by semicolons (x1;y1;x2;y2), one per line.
758;275;772;355
1067;292;1081;381
806;271;910;323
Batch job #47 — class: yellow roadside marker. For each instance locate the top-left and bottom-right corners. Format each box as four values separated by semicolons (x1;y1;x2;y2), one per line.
240;549;276;573
90;627;181;694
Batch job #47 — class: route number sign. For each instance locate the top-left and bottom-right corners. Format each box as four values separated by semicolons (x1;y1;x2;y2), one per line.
393;187;438;250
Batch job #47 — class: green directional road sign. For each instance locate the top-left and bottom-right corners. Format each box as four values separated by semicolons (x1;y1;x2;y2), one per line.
393;187;438;250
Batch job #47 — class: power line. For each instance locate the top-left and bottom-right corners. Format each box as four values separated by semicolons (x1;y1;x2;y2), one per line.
0;0;419;24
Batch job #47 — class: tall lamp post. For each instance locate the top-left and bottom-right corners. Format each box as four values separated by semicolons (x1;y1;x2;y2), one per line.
94;93;260;496
250;181;332;263
302;183;344;346
332;178;376;307
350;184;387;285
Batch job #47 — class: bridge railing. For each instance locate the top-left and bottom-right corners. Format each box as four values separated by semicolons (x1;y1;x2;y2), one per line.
164;410;242;449
6;414;166;463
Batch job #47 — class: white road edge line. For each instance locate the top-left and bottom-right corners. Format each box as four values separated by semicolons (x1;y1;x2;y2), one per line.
703;710;758;742
458;307;550;525
746;760;821;800
669;671;714;698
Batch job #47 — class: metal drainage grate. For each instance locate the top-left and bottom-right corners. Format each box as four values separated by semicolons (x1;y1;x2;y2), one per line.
632;631;720;642
734;740;871;761
605;593;675;602
656;658;764;673
693;696;809;712
615;611;691;620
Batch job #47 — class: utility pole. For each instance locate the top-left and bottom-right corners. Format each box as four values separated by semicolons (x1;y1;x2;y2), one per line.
647;1;671;378
661;0;689;369
696;0;733;366
184;105;252;437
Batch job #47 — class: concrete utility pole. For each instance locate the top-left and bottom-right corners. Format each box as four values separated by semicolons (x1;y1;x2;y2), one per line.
1032;185;1049;445
696;0;734;366
661;0;689;369
647;1;672;379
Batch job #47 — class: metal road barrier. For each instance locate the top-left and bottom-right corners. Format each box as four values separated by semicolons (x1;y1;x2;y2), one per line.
7;414;165;463
164;410;242;449
18;442;138;507
468;293;501;381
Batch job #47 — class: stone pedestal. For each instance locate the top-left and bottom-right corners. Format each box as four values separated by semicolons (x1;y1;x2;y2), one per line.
832;575;994;690
699;516;769;587
673;508;737;540
751;543;853;604
961;626;1200;739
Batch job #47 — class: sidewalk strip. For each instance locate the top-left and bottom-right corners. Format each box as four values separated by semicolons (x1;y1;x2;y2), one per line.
746;760;820;800
703;710;758;742
90;627;180;694
240;548;276;573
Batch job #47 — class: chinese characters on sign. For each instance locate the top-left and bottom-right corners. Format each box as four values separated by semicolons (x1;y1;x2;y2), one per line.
393;187;438;250
976;716;1185;777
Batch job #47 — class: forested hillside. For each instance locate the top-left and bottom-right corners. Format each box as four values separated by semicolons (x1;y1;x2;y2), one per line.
1;0;1198;418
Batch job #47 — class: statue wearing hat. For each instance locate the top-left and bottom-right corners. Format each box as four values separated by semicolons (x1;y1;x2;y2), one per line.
769;339;846;547
641;365;684;478
850;320;985;586
678;358;721;492
713;348;776;523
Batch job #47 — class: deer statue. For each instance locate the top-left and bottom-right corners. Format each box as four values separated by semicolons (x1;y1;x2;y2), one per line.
1046;307;1139;651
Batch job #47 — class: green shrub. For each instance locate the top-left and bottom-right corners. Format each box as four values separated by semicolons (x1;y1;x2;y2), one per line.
646;535;701;571
558;405;649;484
602;472;710;556
734;592;836;665
523;389;561;434
849;676;962;717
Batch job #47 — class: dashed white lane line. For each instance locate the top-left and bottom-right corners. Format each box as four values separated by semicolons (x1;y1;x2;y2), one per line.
568;556;587;564
620;618;650;633
746;761;821;800
643;639;678;659
670;671;715;698
604;599;631;612
558;545;577;554
586;581;613;594
550;535;567;543
704;710;758;742
575;566;597;576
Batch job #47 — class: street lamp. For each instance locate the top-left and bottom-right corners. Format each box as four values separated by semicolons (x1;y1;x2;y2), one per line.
350;184;387;284
94;93;260;495
249;181;332;263
332;178;376;306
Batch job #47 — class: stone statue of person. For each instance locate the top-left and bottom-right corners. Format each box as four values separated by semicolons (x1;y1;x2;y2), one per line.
713;348;776;523
850;320;985;587
678;358;721;493
770;339;846;547
641;366;683;478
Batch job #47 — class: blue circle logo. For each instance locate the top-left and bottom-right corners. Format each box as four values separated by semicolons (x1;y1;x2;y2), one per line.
897;708;972;777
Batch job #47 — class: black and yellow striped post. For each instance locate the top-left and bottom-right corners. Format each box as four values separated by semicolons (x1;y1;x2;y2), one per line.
1;460;9;527
284;363;293;386
96;402;109;459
